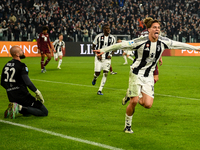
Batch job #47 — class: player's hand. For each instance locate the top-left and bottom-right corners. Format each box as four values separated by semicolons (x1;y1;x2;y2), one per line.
154;75;159;83
35;89;45;103
38;49;40;54
97;55;102;60
93;49;104;56
53;49;56;53
159;57;163;66
107;56;111;59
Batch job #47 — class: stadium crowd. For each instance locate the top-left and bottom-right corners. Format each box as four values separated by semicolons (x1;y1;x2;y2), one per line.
0;0;199;42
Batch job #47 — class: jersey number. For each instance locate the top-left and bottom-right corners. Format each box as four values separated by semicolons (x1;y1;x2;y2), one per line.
4;67;16;82
43;36;47;41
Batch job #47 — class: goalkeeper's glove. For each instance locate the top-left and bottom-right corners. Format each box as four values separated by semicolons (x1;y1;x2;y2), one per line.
35;89;44;103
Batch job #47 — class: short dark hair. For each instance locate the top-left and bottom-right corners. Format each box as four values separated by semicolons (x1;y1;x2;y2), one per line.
59;33;63;37
103;24;109;29
42;26;49;31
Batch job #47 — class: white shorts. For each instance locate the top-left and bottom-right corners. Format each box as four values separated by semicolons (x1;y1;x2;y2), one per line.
128;69;154;98
124;50;134;56
94;56;111;72
54;51;63;60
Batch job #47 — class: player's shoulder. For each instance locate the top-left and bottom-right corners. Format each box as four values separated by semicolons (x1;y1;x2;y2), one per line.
15;59;26;67
133;36;148;44
17;60;28;72
54;39;59;42
158;36;170;42
37;33;42;38
96;33;104;37
109;34;115;39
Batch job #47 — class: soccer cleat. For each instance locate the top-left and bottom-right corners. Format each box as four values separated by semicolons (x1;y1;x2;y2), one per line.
4;103;13;118
10;103;19;119
92;78;96;85
97;91;103;95
123;62;128;65
57;66;61;69
110;71;117;75
124;126;134;134
43;66;46;72
41;68;46;73
122;95;130;105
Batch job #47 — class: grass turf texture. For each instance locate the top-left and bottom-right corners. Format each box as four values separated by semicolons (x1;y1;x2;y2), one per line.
0;56;200;150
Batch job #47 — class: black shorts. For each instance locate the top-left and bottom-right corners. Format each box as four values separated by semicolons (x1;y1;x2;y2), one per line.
10;93;47;116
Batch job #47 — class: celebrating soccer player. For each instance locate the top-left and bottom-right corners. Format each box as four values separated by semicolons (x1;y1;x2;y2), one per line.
94;18;200;133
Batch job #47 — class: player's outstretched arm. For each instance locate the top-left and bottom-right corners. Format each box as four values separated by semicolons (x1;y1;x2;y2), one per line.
95;41;135;56
170;40;200;50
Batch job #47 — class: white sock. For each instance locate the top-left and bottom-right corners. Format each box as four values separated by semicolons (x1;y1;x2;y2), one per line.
125;113;133;127
98;73;107;91
128;56;134;61
58;59;62;67
123;55;127;63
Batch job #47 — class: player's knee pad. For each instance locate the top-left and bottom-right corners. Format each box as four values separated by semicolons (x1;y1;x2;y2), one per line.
103;72;108;77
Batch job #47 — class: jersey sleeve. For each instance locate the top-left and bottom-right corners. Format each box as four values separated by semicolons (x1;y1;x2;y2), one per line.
113;37;116;44
168;39;200;50
100;40;136;53
47;35;52;49
37;34;41;49
22;74;37;92
93;35;98;45
21;63;29;76
62;41;65;48
53;39;58;46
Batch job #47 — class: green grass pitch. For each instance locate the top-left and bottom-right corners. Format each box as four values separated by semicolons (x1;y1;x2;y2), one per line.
0;56;200;150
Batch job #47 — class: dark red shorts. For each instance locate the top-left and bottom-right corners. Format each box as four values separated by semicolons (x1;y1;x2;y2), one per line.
40;49;51;55
154;65;159;75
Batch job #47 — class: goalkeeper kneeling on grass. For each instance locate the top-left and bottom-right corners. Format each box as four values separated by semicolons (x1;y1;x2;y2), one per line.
1;46;48;119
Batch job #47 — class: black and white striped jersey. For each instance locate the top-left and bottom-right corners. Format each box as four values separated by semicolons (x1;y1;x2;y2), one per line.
100;36;200;77
93;33;116;60
53;39;65;52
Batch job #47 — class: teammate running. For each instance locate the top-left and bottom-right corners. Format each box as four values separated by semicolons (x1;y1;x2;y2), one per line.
92;24;116;95
53;34;65;69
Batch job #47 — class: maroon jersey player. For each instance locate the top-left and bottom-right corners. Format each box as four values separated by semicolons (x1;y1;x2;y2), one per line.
37;26;55;73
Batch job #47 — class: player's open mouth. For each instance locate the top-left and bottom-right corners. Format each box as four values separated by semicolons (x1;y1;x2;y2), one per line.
155;32;159;35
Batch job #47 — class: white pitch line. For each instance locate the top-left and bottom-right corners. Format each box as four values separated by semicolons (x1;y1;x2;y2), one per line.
155;93;200;101
31;78;200;101
31;78;120;91
0;120;124;150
